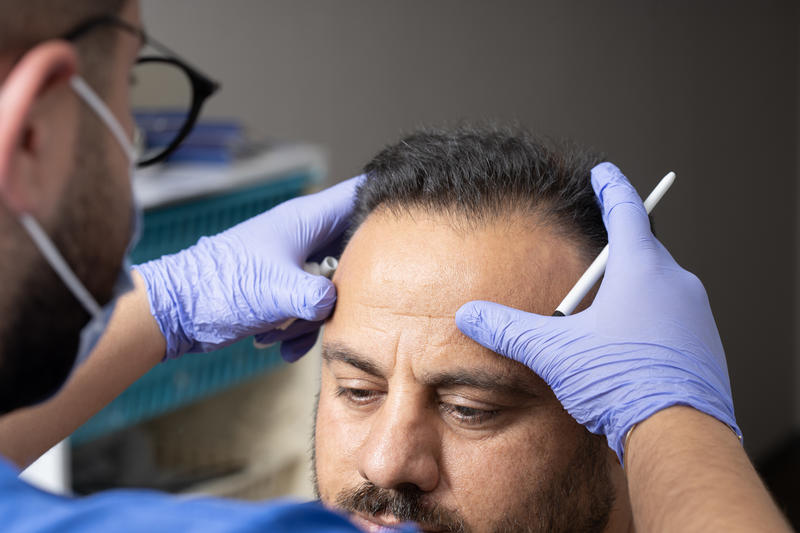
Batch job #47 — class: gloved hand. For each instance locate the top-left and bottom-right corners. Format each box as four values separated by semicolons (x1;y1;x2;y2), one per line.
455;163;740;463
134;176;361;362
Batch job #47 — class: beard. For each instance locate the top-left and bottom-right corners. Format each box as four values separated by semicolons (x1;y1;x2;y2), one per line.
335;481;468;532
312;399;615;533
0;109;131;414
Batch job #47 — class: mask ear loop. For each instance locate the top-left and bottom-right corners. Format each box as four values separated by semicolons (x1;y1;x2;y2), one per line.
18;213;102;316
69;76;137;164
12;75;136;319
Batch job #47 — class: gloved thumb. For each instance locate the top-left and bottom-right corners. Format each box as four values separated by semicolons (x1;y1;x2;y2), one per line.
590;162;653;258
455;300;573;378
287;271;338;322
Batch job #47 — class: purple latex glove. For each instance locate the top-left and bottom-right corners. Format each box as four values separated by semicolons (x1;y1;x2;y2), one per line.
134;176;361;362
455;163;740;463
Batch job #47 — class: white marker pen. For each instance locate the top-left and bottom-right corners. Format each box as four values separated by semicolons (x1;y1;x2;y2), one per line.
553;171;676;317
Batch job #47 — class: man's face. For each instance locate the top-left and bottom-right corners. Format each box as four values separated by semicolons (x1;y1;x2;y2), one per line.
314;209;629;533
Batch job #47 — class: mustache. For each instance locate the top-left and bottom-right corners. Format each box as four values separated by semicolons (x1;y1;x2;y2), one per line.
335;482;467;532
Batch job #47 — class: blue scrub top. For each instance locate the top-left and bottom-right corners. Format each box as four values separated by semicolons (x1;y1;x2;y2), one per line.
0;455;368;532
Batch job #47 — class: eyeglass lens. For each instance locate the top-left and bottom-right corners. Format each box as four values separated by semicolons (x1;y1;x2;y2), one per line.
130;59;193;165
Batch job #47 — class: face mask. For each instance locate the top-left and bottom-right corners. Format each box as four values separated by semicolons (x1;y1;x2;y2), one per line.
18;75;142;371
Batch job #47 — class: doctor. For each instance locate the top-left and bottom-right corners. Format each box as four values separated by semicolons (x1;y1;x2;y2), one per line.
0;0;790;531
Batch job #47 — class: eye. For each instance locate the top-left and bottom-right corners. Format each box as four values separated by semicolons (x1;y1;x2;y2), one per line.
335;386;383;406
441;402;499;426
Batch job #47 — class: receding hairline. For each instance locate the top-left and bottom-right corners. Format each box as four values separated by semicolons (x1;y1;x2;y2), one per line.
335;201;593;326
346;125;609;268
350;197;598;268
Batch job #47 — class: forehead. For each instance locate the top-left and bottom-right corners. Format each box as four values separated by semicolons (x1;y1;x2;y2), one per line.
337;209;585;313
325;209;587;363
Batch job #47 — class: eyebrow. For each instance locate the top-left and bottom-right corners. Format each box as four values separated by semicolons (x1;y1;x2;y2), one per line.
421;369;540;398
322;343;386;377
322;342;540;399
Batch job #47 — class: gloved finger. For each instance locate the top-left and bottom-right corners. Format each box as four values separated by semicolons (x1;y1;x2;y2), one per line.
280;331;321;363
253;319;324;347
590;162;653;257
650;234;683;270
455;300;576;381
284;272;337;322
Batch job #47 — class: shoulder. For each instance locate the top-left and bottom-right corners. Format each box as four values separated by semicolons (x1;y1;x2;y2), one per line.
0;457;359;533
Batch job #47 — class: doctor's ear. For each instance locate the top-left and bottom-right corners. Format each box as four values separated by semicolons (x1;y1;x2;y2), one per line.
0;40;78;216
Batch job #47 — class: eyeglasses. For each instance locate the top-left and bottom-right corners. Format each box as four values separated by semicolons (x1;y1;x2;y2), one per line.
62;15;220;167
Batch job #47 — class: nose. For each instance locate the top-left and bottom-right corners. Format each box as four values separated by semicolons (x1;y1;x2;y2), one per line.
357;391;441;492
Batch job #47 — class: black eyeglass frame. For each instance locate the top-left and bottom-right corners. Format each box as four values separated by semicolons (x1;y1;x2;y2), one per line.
61;15;221;167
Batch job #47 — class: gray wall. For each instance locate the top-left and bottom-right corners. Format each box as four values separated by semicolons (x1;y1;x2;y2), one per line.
141;0;798;459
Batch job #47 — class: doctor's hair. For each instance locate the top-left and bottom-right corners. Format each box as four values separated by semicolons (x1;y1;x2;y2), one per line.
350;124;610;263
0;0;127;93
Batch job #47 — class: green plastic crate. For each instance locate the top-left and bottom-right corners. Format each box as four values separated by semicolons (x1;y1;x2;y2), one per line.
72;171;314;445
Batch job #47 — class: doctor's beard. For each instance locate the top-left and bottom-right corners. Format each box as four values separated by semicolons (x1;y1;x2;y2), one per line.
0;110;131;414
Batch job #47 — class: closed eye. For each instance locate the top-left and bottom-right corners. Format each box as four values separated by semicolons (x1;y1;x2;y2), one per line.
440;402;499;425
335;386;383;406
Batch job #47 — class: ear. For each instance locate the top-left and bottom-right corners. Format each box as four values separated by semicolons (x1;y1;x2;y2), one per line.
0;40;78;215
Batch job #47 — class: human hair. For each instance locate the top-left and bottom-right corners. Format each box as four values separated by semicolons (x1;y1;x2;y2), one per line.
0;0;128;92
350;125;609;263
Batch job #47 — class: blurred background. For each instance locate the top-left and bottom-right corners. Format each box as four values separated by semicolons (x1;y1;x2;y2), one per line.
25;0;800;526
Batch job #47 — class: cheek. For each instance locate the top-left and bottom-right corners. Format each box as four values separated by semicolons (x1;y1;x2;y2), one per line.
104;65;135;191
439;409;577;525
314;375;368;502
438;435;536;520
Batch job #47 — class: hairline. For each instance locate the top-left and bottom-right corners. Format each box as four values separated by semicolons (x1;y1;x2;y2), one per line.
347;200;597;268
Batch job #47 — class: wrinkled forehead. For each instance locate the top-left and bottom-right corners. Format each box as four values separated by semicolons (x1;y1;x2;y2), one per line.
326;209;587;353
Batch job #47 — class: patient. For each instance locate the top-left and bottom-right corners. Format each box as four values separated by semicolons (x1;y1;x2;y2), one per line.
313;126;634;533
